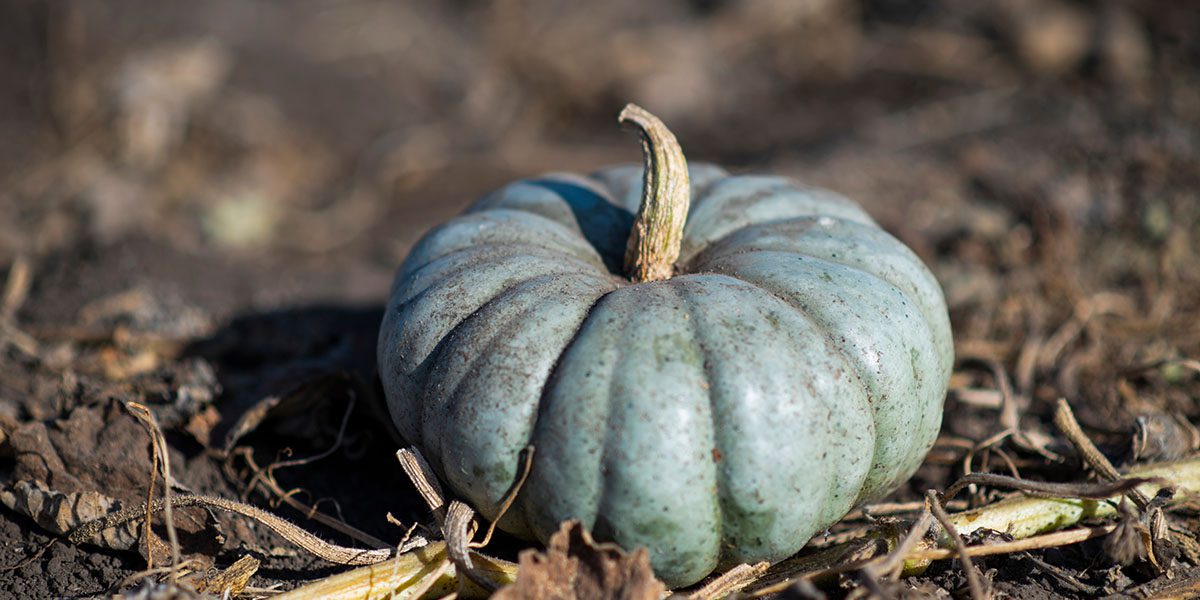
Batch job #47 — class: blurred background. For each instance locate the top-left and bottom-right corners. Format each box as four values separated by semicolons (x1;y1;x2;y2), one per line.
2;1;1196;306
1;1;1199;595
4;0;1200;479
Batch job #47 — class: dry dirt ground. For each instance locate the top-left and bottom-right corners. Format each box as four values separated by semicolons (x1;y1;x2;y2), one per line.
1;1;1199;598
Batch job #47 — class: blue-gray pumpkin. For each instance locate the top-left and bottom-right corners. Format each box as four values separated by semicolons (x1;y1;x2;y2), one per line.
378;105;952;587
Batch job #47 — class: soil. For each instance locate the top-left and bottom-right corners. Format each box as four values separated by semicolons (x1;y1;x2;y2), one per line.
1;1;1199;598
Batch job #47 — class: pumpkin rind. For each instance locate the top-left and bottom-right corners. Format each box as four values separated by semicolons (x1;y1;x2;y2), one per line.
378;164;952;586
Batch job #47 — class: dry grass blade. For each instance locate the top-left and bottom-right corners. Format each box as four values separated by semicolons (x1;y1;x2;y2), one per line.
745;456;1200;596
0;254;39;356
1;254;31;322
232;392;401;550
867;511;934;580
397;447;447;522
745;537;884;597
1020;552;1099;595
270;454;523;600
192;554;260;597
687;562;771;600
68;494;414;565
903;524;1116;562
125;401;181;580
236;447;400;550
927;490;990;600
115;559;202;592
473;445;534;549
1053;398;1151;509
272;542;518;600
444;500;498;592
943;472;1157;502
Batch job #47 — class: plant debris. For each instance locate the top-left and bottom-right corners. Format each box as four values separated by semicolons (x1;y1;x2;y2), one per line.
493;521;666;600
2;0;1200;597
190;554;260;597
2;399;222;566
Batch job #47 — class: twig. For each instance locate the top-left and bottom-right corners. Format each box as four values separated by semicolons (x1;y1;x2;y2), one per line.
270;542;518;600
687;562;771;600
396;447;515;594
232;392;399;550
1019;553;1100;595
842;498;967;521
986;358;1020;436
235;448;396;550
68;494;422;565
443;504;477;569
927;490;989;600
857;512;933;584
126;402;181;581
473;445;534;549
903;524;1115;562
1053;398;1151;509
142;434;157;572
805;526;879;548
114;559;201;592
990;446;1022;480
0;255;39;357
253;392;357;476
1;254;31;322
397;448;447;523
943;472;1156;503
744;538;883;598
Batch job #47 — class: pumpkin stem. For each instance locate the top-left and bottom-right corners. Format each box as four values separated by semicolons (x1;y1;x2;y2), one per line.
619;103;691;283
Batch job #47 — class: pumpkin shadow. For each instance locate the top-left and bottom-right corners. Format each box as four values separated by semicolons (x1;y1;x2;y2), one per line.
181;304;429;553
526;178;634;273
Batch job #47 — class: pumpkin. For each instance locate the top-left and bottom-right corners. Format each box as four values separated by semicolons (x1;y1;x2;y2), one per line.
378;105;953;587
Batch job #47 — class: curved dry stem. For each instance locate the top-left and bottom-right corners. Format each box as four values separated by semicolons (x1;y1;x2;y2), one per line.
68;494;415;566
619;103;691;283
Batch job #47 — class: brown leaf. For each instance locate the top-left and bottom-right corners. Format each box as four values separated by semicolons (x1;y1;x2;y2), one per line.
1131;413;1200;462
183;404;221;447
191;554;260;596
3;399;221;563
493;520;666;600
9;398;153;495
0;479;135;547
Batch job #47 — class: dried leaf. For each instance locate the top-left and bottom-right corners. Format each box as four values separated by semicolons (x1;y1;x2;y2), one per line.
182;404;221;447
3;399;221;563
1132;414;1200;462
0;479;139;549
191;554;260;596
9;398;155;494
493;521;666;600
